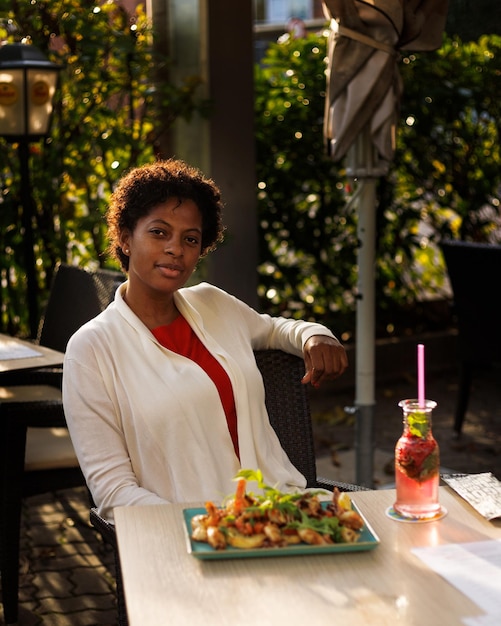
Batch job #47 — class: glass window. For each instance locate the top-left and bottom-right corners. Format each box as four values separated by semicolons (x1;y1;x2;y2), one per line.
255;0;313;24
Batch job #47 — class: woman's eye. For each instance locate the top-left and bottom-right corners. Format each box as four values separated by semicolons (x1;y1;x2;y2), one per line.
186;236;200;245
150;228;165;236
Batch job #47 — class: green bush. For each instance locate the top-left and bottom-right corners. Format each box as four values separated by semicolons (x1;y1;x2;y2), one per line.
255;31;501;338
254;32;358;334
0;1;207;334
1;5;500;340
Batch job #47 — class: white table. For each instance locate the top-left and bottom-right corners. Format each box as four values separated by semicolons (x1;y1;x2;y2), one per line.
114;487;501;625
0;333;64;373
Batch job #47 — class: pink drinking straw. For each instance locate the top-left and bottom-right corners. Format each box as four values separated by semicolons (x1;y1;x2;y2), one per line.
417;343;425;408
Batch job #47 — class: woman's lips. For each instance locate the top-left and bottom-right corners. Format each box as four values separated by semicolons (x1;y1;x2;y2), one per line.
157;263;183;277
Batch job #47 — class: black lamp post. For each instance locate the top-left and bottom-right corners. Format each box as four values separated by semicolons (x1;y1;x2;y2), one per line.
0;42;60;337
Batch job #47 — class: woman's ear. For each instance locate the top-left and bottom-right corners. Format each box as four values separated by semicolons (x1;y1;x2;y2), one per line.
119;229;130;253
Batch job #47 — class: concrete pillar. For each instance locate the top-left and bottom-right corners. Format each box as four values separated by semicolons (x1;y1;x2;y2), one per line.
148;0;258;308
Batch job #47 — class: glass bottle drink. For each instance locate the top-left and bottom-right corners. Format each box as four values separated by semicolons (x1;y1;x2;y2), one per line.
394;399;440;519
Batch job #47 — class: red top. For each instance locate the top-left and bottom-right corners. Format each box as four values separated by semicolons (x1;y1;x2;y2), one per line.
152;315;239;459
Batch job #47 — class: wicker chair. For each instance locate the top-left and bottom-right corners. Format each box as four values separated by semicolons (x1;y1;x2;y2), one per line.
441;240;501;436
90;348;368;626
0;263;124;625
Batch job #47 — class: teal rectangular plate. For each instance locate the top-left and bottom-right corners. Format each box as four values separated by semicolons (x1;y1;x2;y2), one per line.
183;501;380;560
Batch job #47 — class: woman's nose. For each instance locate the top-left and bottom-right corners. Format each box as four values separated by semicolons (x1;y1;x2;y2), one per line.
164;239;183;256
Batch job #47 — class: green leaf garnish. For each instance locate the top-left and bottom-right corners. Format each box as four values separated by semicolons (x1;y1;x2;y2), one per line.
229;469;322;519
235;468;265;487
288;510;342;542
407;411;430;438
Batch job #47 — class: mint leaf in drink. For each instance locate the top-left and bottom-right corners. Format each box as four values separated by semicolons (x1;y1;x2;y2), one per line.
408;411;429;438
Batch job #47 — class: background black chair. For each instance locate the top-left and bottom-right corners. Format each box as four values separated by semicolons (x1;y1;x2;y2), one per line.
441;240;501;437
0;263;124;625
90;348;368;626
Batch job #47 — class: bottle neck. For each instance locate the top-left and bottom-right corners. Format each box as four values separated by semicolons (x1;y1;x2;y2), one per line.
398;399;436;439
403;410;433;438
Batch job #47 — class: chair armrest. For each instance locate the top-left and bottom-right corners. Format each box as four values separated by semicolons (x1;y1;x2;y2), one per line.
90;508;128;626
315;476;371;492
0;367;62;389
90;507;117;549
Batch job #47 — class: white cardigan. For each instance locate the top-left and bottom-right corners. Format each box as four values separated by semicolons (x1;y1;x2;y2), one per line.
62;281;336;522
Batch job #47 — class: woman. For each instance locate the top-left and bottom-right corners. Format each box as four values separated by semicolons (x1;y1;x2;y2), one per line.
62;159;348;522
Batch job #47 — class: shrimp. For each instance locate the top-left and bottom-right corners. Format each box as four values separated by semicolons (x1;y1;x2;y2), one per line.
263;522;283;545
329;488;364;530
282;530;302;545
190;514;208;542
207;526;227;550
226;528;266;549
298;528;331;545
268;508;288;525
297;494;322;517
226;478;247;516
340;526;360;544
205;501;224;527
339;509;364;530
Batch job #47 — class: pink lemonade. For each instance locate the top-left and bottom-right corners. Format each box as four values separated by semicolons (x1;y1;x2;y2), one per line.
394;459;440;518
393;399;440;519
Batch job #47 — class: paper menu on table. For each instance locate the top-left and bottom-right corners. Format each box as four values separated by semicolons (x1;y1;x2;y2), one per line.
463;613;501;626
0;340;42;360
441;473;501;521
412;539;501;620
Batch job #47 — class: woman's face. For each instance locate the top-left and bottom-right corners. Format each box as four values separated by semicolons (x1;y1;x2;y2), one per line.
120;198;203;297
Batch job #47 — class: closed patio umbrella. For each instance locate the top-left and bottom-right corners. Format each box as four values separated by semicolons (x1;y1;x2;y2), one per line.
322;0;449;486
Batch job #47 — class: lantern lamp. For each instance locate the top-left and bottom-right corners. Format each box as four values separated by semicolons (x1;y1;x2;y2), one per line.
0;42;60;139
0;42;61;336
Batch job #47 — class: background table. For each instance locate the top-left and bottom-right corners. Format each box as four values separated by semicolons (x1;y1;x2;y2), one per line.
115;487;501;626
0;333;64;373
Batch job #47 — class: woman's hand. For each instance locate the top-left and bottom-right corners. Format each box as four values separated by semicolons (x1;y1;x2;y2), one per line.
302;335;348;388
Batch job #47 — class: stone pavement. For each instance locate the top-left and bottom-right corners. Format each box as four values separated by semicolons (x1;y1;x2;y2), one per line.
1;362;500;625
1;489;117;625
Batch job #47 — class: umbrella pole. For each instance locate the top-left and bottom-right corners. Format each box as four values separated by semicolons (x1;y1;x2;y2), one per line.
354;176;376;488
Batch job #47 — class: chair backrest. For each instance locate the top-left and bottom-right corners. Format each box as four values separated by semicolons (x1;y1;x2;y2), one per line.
441;240;501;363
37;263;125;353
254;349;318;487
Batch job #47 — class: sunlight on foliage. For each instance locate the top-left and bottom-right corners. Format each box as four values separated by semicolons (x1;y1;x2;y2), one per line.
255;30;501;338
1;8;500;339
0;1;208;334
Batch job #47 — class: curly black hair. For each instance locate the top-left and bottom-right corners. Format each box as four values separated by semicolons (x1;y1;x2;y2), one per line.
106;159;226;271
